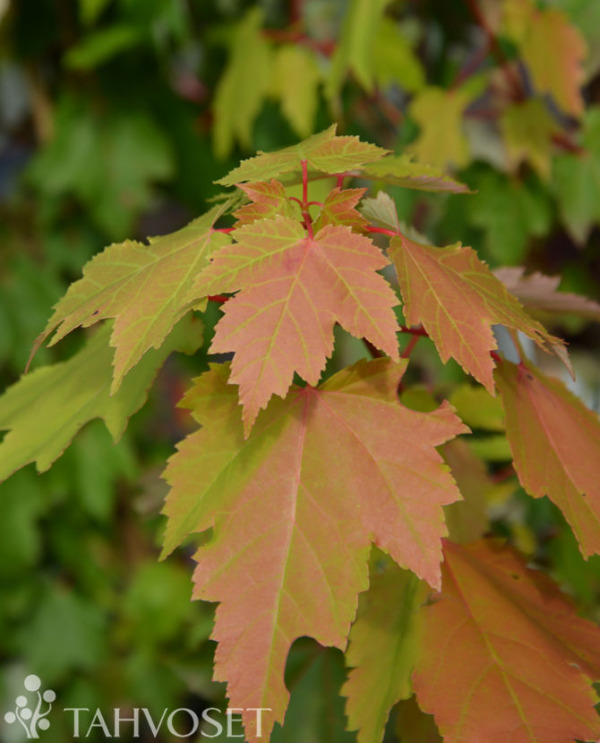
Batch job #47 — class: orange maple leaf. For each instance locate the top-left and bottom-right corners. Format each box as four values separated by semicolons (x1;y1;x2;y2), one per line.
413;539;600;743
389;235;568;392
162;359;466;741
496;359;600;557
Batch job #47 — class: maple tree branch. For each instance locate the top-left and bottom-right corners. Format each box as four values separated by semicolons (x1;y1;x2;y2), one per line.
289;0;303;26
463;0;525;101
301;159;309;206
401;334;421;359
399;325;429;337
301;159;314;238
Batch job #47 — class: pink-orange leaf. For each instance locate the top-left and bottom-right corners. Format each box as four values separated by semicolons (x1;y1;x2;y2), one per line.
494;266;600;322
233;179;300;226
313;187;368;232
162;359;466;741
413;539;600;743
196;217;400;432
495;359;600;557
389;235;568;392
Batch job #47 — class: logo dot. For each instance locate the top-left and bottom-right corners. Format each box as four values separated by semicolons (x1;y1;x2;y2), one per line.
21;708;32;721
24;675;41;693
4;712;16;724
38;719;50;731
15;696;27;708
43;690;56;703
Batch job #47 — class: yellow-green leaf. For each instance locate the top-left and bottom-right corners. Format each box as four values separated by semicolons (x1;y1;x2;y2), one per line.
37;206;228;392
213;8;273;158
407;87;473;169
0;316;203;481
343;557;428;743
500;99;558;180
272;45;321;139
217;125;388;186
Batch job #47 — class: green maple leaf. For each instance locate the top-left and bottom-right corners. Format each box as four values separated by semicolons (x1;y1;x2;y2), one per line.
271;45;322;139
35;205;228;392
553;107;600;244
216;126;388;187
343;557;428;743
407;87;474;169
212;8;273;158
361;155;470;193
326;0;392;97
0;316;203;481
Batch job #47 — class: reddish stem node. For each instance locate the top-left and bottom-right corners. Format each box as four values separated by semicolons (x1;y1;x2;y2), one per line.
399;325;429;337
208;295;230;304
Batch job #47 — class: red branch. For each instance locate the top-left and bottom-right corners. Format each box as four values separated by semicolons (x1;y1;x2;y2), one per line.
463;0;525;101
399;325;429;337
401;334;421;359
301;159;314;238
366;226;399;238
208;295;230;304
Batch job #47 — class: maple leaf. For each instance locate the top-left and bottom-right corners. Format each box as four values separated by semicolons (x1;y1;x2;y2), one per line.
216;125;388;187
468;169;553;264
494;266;600;322
413;539;600;743
35;206;228;392
361;155;470;194
388;234;569;393
326;0;391;97
500;99;557;181
233;180;301;226
442;439;492;545
0;316;203;482
271;45;321;139
343;557;428;743
521;6;587;118
196;217;400;432
313;187;368;232
212;8;273;158
161;359;467;741
372;17;425;92
553;107;600;244
407;87;473;169
495;359;600;558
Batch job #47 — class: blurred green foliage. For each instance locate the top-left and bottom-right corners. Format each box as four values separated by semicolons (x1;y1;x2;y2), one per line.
1;0;600;741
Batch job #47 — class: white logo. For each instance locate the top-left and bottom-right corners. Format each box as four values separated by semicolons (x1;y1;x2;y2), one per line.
3;675;56;739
